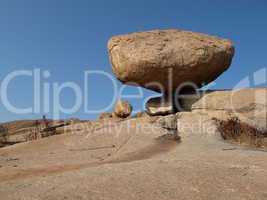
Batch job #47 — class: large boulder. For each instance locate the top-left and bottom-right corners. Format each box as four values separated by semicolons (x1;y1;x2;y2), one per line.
108;29;234;93
114;100;133;118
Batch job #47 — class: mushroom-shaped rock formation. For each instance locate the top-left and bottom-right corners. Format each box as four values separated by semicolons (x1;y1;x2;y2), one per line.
108;29;234;94
108;29;235;116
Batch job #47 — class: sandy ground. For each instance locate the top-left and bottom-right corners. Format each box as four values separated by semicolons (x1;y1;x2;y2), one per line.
0;118;266;200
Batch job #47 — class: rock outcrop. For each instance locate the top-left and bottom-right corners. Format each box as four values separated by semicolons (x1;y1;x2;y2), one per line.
155;114;180;140
176;112;222;142
191;88;267;131
108;29;234;94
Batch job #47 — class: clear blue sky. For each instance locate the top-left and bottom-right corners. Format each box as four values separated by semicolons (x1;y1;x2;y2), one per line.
0;0;266;122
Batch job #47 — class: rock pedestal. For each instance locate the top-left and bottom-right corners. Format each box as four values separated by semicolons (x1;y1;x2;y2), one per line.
145;96;176;116
108;29;235;116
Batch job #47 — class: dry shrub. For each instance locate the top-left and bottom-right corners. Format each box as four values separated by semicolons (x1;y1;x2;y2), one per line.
213;117;267;149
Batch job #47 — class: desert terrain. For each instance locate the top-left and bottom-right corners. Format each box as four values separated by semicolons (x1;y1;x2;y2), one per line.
0;100;266;200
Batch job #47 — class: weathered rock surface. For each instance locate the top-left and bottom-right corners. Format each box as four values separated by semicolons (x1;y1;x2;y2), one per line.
146;96;175;116
108;29;234;93
177;112;222;142
155;114;177;130
2;115;267;200
114;100;133;118
191;88;267;131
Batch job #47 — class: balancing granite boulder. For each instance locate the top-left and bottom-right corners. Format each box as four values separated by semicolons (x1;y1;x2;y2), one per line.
108;29;235;93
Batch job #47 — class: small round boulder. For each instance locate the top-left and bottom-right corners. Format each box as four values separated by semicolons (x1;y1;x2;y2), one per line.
114;100;132;118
